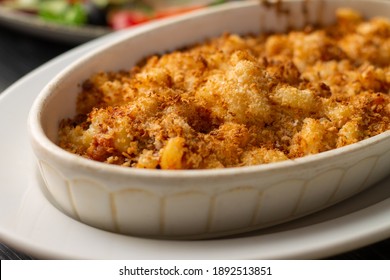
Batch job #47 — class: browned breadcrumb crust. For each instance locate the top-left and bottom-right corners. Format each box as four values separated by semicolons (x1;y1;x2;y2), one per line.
58;8;390;169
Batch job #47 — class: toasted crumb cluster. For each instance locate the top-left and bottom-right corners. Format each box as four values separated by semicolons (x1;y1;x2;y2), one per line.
59;8;390;169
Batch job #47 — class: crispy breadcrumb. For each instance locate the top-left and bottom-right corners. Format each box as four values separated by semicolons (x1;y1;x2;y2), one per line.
58;9;390;169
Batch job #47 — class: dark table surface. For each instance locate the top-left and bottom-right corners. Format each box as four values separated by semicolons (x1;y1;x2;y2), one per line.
0;25;389;260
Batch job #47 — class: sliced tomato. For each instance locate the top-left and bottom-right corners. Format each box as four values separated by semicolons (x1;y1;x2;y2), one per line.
154;5;204;19
109;10;150;30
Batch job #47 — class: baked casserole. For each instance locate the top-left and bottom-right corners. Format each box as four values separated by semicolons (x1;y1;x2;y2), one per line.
59;8;390;169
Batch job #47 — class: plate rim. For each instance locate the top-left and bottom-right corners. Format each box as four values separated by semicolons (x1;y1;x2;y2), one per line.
0;5;110;44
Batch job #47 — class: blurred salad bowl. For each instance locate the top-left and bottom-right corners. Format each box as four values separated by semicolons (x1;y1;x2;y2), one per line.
0;0;228;29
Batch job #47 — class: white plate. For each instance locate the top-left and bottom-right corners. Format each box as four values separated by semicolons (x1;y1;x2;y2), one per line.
0;6;110;44
0;2;220;44
0;25;390;260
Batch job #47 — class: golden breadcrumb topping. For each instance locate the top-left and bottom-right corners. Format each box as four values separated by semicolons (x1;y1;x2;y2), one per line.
58;8;390;169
